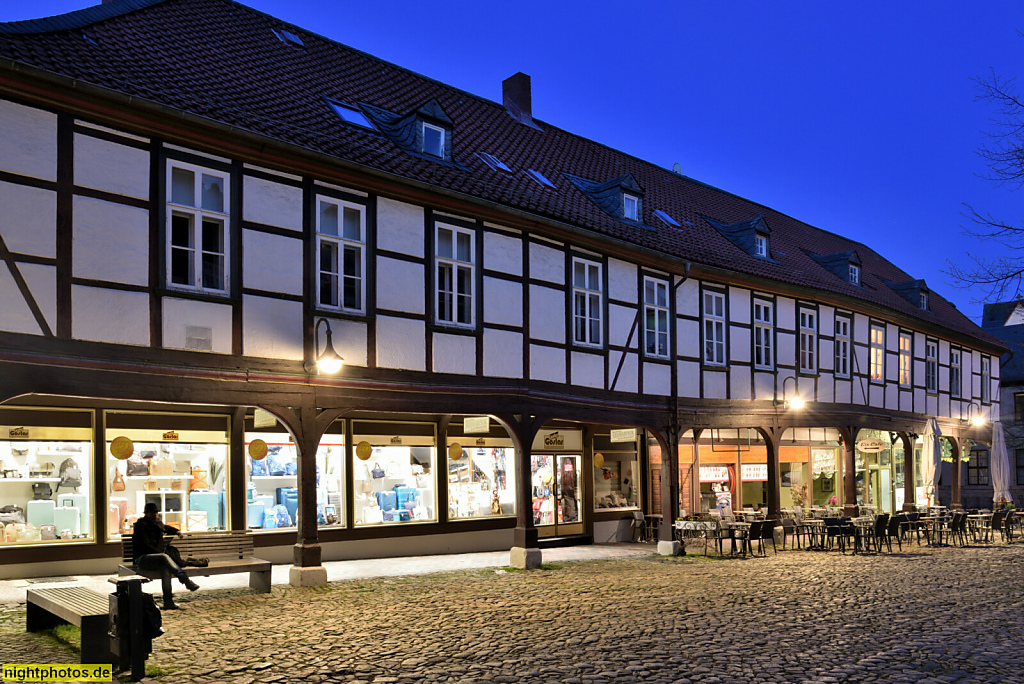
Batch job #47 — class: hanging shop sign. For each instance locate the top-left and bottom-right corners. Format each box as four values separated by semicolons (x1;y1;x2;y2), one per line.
610;428;637;443
253;408;277;429
740;464;767;482
248;439;268;460
699;465;730;483
857;438;886;453
463;416;490;434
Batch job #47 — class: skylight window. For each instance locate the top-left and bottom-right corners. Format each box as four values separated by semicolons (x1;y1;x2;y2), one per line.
272;28;305;48
654;209;680;227
754;233;769;258
623;193;639;221
477;152;511;173
326;99;375;129
526;169;556;189
422;122;445;157
849;264;860;285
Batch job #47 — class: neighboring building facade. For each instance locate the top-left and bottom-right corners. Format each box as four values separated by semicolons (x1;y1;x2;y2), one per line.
0;0;1004;581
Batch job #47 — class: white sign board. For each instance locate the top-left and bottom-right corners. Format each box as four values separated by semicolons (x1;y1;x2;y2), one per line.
857;438;887;453
463;416;490;434
253;408;277;429
610;428;637;443
699;465;730;482
741;463;767;482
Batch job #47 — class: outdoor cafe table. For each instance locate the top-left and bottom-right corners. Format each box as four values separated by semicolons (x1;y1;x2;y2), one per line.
675;519;717;555
802;518;827;550
851;517;874;554
721;521;751;557
922;515;951;547
967;513;993;543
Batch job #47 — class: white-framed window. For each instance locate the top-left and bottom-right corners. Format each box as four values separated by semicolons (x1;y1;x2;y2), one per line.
754;233;769;258
167;161;230;294
435;224;474;327
799;308;817;373
869;323;885;383
899;331;912;387
920;292;929;310
643;277;669;359
422;122;445;158
316;196;365;312
834;316;851;378
925;340;938;393
753;299;773;370
950;348;962;398
982;355;991;403
623;193;639;221
849;264;860;285
572;258;602;346
703;290;726;366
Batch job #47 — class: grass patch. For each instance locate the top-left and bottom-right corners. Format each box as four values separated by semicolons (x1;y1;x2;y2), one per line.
145;664;178;678
540;563;562;571
41;624;80;653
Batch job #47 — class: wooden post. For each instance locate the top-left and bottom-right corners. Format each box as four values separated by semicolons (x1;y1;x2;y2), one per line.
901;432;916;512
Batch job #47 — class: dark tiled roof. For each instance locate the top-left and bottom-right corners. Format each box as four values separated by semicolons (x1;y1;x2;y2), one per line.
0;0;1002;348
983;302;1024;380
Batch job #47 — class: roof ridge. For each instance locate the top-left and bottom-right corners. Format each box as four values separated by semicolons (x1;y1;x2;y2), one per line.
0;0;168;35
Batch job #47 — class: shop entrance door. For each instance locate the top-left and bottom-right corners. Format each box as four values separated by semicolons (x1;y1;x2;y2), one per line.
531;454;584;538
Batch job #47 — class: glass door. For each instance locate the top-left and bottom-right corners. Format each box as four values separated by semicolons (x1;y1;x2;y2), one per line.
532;454;584;538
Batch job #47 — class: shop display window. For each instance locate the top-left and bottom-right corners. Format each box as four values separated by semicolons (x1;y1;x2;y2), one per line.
105;412;229;540
447;443;515;519
593;449;639;510
0;408;94;545
244;422;345;531
353;422;436;526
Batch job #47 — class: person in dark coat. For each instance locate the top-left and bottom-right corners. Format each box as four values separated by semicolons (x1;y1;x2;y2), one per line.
132;503;199;610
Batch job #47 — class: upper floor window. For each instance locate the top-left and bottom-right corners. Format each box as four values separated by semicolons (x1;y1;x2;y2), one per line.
834;316;851;378
703;290;726;366
422;122;445;158
898;332;912;387
753;299;773;370
643;277;669;359
799;308;817;373
1016;393;1024;423
849;264;860;285
623;194;639;221
754;233;769;258
435;224;474;327
869;323;885;383
316;197;365;313
920;292;929;310
925;340;938;393
982;355;991;404
1017;448;1024;486
167;161;230;294
572;258;602;346
950;348;962;399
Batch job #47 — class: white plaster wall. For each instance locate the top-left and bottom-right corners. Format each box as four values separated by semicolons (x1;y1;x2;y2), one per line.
776;297;795;331
730;366;751;400
571;351;605;389
925;393;937;417
0;265;43;334
913;332;925;357
483;232;522;276
703;370;727;399
607;258;637;304
677;279;699;317
819;305;834;337
377;197;424;258
242;295;304;360
433;333;476;375
530;344;565;383
0;181;56;258
795;375;814;401
0;99;56;181
753;372;775;401
483;277;522;327
608;351;638;393
886;351;899;383
913;359;925;388
19;263;56;333
729;287;750;324
529;242;564;284
835;380;853;405
332;319;368;368
678;360;700;397
643;363;671;396
162;297;233;354
940;394;950;418
376;257;425;315
886;324;899;352
72;197;148;286
243;230;303;296
819;339;834;372
72;286;149;345
939;364;950;394
677;318;699;358
376;316;425;371
853;313;870;344
529;284;565;343
886;384;899;411
818;377;834;403
730;326;750;363
608;303;636;348
483;329;523;378
913;388;925;412
74;134;149;200
243;175;302;231
777;331;796;368
854;345;869;380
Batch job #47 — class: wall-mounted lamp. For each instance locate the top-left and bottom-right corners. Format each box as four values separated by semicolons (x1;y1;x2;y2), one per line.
774;375;804;410
964;402;985;428
303;318;344;375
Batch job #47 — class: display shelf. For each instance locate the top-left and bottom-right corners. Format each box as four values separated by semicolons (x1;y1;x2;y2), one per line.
0;477;62;483
252;475;297;480
125;475;182;480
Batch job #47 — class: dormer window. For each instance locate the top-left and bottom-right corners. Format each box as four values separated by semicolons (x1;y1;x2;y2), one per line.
422;122;445;157
920;291;928;310
754;233;769;258
849;264;860;285
623;194;639;221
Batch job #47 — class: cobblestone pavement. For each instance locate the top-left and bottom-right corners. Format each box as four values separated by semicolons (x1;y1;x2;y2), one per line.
5;542;1024;683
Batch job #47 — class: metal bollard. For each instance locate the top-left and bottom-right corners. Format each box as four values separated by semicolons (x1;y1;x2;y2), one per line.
108;575;155;681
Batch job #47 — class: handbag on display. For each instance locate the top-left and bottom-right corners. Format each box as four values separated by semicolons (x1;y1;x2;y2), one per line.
0;505;25;525
371;462;386;479
143;477;158;492
31;483;52;500
29;462;54;477
111;469;126;492
170;477;183;490
190;466;209;491
150;456;173;477
126;455;149;477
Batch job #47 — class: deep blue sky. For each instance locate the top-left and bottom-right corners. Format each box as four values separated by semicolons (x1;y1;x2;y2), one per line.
4;1;1022;325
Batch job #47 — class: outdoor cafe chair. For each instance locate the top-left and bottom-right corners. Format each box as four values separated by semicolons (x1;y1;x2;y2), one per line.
757;520;777;556
823;517;845;552
887;515;906;552
780;517;805;550
948;511;969;547
989;510;1007;543
1002;511;1019;543
900;513;924;545
864;513;888;553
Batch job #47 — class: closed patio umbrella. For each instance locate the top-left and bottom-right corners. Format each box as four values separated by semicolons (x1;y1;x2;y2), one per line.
990;420;1013;507
921;417;942;507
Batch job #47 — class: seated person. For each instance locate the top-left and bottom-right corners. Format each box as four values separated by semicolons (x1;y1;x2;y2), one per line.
132;503;199;610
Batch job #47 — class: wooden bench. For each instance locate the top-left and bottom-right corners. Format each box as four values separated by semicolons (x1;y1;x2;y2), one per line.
119;530;271;593
26;586;112;664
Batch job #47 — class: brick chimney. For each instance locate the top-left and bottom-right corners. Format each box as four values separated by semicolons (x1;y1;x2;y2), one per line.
503;72;537;128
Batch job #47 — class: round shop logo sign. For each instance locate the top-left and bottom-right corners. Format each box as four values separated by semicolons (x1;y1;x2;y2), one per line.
448;442;465;460
355;441;373;461
248;439;269;460
593;452;605;469
857;438;887;453
110;436;134;460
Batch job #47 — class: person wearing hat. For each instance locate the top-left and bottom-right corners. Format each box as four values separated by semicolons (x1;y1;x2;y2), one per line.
132;502;199;610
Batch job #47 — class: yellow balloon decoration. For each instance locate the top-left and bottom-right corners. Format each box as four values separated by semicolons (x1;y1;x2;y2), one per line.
248;439;269;460
448;442;464;460
355;441;373;461
593;452;604;469
110;436;134;460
